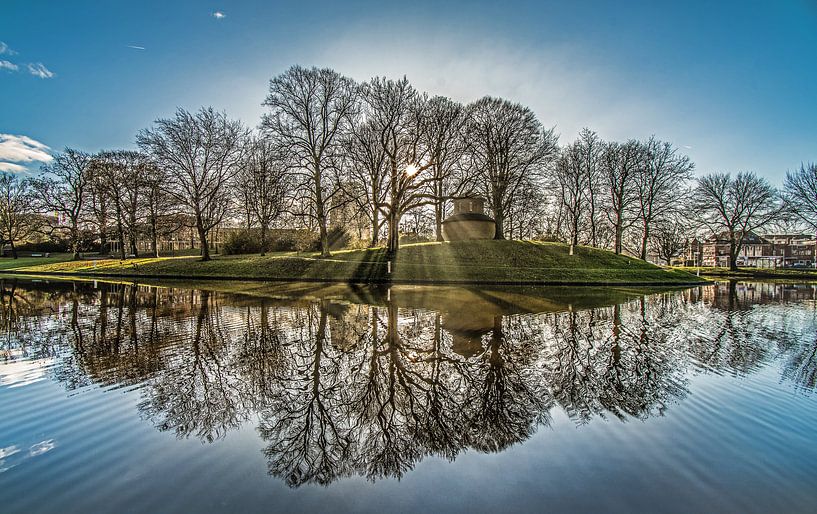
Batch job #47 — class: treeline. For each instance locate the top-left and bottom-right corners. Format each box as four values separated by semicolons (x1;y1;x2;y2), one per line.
2;65;815;265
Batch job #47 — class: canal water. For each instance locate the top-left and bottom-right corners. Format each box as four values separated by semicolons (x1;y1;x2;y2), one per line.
1;278;815;513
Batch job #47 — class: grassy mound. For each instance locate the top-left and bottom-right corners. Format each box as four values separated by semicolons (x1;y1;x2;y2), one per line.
2;241;702;285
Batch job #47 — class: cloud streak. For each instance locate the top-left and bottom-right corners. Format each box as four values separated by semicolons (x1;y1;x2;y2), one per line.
27;62;54;79
0;41;16;56
127;45;145;50
0;60;18;71
212;11;225;19
0;134;53;173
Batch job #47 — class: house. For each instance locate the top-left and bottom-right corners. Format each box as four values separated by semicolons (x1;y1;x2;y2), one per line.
695;231;815;268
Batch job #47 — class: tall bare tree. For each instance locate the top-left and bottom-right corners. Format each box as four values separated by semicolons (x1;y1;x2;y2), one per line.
235;137;288;255
551;143;589;254
419;96;467;241
261;65;358;257
31;148;92;260
635;137;694;260
602;140;642;254
342;119;388;247
362;77;434;254
464;97;558;239
694;171;780;270
0;173;40;258
137;107;247;261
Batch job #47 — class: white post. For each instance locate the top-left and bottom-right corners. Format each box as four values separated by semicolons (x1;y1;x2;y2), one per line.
387;260;392;274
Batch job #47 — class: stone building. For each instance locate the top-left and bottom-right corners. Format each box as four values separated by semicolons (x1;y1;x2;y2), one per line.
441;197;496;241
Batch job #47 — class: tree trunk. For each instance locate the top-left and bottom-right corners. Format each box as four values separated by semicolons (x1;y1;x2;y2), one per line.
434;200;444;242
260;223;268;256
150;217;159;258
640;221;650;261
10;240;17;259
386;209;400;255
197;220;211;261
370;210;380;247
493;210;505;240
71;224;81;261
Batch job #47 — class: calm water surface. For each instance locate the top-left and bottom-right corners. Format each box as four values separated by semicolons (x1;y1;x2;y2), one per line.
1;278;816;513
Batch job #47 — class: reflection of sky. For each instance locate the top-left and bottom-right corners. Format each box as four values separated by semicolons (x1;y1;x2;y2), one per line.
0;354;55;388
0;282;816;512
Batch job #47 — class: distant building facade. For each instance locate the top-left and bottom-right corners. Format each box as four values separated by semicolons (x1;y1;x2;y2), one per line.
686;232;816;268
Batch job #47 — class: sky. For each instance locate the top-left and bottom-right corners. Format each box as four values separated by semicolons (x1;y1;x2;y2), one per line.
1;0;815;183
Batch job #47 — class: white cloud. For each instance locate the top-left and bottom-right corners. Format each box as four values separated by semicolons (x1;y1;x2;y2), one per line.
0;134;53;173
0;60;18;71
127;45;145;50
0;162;27;173
27;62;54;79
0;41;16;56
213;11;225;19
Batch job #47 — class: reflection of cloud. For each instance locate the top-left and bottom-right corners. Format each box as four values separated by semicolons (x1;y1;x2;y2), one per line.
29;439;57;457
0;445;20;474
0;355;55;386
27;62;55;79
0;134;53;173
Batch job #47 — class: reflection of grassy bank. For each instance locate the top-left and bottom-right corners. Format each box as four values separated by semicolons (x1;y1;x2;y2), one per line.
3;241;702;285
0;273;687;318
676;266;817;282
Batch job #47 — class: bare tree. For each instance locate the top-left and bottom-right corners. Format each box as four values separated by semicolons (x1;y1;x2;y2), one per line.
142;160;174;258
635;137;694;260
235;137;288;255
137;107;247;261
261;66;358;257
694;171;781;270
551;143;589;254
602;140;642;254
784;162;817;230
362;77;434;254
419;96;468;241
91;150;146;259
784;162;817;267
0;173;41;258
650;216;690;265
341;120;388;247
31;148;93;260
464;97;558;239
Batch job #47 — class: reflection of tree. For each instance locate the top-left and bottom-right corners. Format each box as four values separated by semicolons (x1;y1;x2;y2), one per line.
465;315;551;452
139;291;247;442
4;278;817;488
258;301;359;486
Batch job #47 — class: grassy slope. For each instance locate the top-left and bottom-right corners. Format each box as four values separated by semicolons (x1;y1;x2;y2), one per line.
6;241;701;285
0;254;73;270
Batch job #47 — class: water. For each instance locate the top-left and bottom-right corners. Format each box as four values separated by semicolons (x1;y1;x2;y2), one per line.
0;277;815;513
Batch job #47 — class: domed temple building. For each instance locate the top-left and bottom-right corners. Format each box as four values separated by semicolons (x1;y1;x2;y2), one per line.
441;197;496;241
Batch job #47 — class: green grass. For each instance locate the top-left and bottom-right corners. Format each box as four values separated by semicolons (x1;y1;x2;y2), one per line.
0;253;74;270
675;266;817;282
5;241;703;285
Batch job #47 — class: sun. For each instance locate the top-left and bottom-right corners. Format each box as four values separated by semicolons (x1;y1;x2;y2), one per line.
405;164;419;177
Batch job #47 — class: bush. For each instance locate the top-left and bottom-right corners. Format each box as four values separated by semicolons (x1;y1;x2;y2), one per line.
223;228;323;255
223;229;265;255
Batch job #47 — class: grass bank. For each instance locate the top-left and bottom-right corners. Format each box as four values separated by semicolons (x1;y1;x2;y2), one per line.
0;241;702;285
676;266;817;282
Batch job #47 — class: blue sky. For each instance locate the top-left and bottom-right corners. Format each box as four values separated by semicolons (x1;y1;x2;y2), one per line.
1;0;815;182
